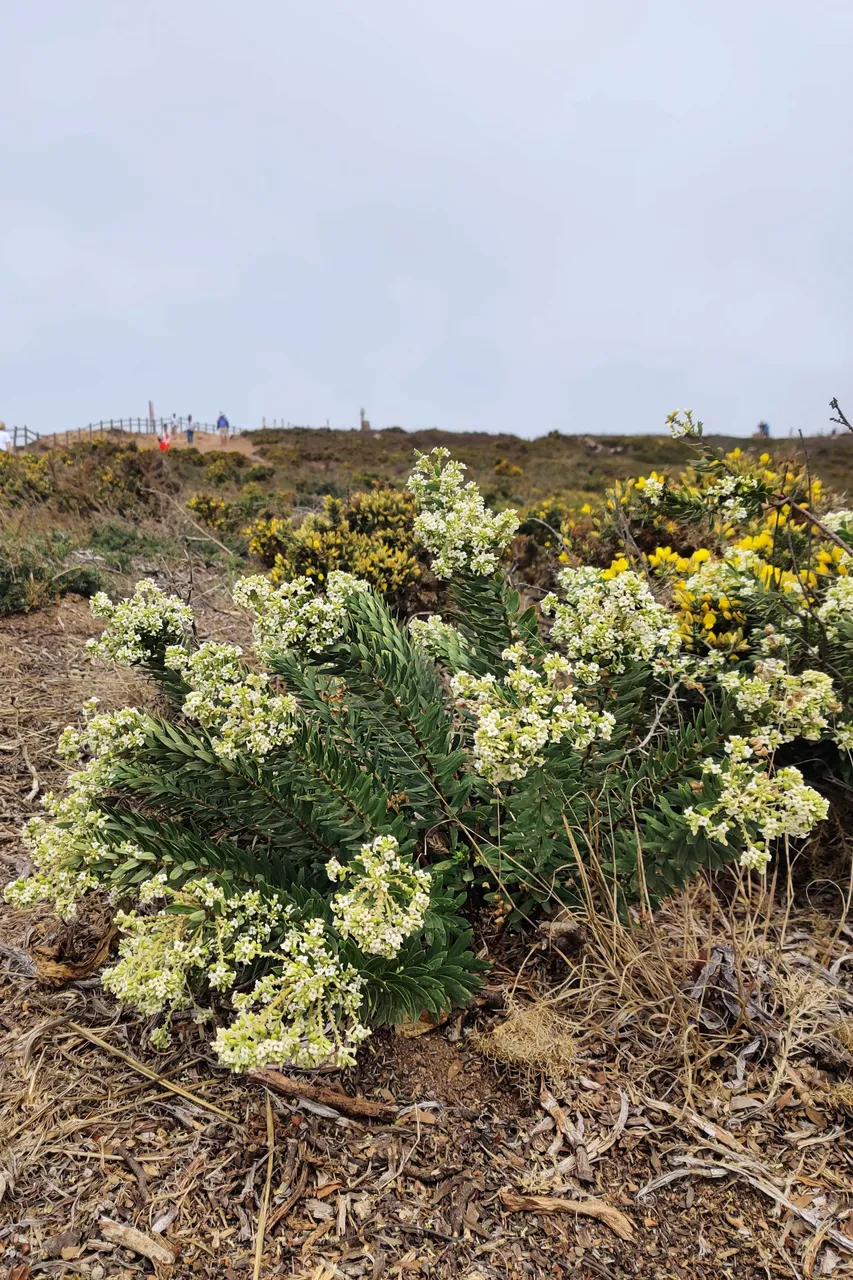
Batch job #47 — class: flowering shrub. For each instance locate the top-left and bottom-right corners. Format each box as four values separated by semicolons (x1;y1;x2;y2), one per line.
87;580;193;666
251;489;425;605
6;437;846;1070
407;448;520;577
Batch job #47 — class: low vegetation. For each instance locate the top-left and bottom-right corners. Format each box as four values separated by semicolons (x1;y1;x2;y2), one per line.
5;412;853;1087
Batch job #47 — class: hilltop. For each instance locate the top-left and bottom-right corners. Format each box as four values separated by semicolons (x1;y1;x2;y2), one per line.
243;425;853;504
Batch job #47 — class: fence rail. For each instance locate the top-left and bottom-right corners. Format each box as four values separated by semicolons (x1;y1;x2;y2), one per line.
9;418;244;450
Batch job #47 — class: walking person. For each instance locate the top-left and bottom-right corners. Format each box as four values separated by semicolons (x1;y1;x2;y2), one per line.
0;422;12;453
217;411;230;445
158;424;171;453
185;414;195;446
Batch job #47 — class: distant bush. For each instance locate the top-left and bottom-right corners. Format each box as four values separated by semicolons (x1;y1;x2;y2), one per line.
187;493;239;531
0;441;176;517
0;533;102;615
242;464;275;484
249;489;425;605
87;521;175;571
203;453;248;487
0;452;54;506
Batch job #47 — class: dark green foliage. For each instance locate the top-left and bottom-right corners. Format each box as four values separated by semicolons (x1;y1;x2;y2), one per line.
0;532;102;615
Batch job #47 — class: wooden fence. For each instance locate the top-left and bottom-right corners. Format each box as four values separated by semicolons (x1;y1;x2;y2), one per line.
9;418;243;450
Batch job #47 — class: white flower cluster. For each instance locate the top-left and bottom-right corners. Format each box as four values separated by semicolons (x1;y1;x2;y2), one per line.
57;702;149;795
817;576;853;638
5;704;150;917
718;660;839;750
705;474;763;524
233;571;369;659
87;580;194;665
5;792;110;918
451;644;615;784
212;918;369;1070
103;876;291;1031
164;642;298;759
683;736;829;872
408;614;470;666
327;834;431;957
642;475;665;506
407;448;520;578
821;509;853;534
542;567;681;676
665;408;703;439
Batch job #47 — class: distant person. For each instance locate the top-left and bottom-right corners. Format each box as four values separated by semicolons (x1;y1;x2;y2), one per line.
0;422;12;453
158;427;171;453
170;413;178;436
186;414;194;445
759;421;770;439
217;411;230;444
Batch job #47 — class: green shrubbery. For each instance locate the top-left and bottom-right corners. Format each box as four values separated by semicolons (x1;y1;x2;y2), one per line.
6;424;853;1073
0;532;102;615
246;487;426;606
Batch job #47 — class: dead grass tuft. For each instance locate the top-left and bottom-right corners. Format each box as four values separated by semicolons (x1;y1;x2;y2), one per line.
473;999;577;1084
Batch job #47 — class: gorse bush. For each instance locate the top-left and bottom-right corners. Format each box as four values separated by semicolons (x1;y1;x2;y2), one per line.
0;441;176;517
247;488;425;606
8;426;853;1071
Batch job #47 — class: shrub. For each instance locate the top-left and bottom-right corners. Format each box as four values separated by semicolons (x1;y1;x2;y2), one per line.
251;489;425;606
187;492;239;531
6;435;847;1071
242;464;275;484
0;533;102;615
244;516;295;563
1;441;176;517
0;452;54;506
203;453;248;486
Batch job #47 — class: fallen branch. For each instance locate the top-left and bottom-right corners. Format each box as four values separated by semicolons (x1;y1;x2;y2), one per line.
498;1188;635;1241
250;1067;401;1119
99;1218;175;1266
252;1092;275;1280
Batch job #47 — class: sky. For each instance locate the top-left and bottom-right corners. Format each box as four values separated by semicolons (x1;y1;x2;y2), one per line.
2;0;852;439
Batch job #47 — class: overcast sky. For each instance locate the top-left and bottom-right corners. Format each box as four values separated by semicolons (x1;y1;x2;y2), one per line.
2;1;851;438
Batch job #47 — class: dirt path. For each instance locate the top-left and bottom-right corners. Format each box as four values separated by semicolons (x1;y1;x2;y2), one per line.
39;429;262;459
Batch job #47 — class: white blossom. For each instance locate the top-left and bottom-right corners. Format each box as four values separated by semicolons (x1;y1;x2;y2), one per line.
451;644;614;784
213;918;369;1070
233;570;369;659
542;567;681;674
408;615;470;666
821;509;853;534
817;576;853;638
87;580;193;666
682;736;828;873
102;877;292;1042
5;706;150;917
718;660;840;749
407;448;520;578
328;834;431;957
665;408;703;440
165;641;297;759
